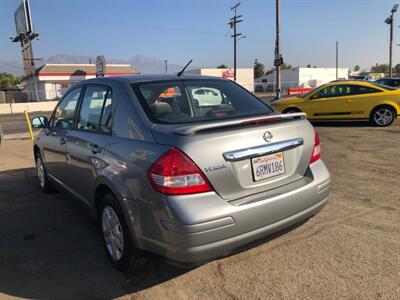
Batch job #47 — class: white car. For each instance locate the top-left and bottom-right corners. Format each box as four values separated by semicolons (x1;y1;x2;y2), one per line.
191;88;223;106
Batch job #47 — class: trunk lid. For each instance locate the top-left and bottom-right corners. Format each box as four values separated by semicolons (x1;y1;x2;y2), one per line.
151;115;315;201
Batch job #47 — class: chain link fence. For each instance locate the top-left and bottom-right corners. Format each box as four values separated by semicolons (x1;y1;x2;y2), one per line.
0;90;61;103
254;81;302;94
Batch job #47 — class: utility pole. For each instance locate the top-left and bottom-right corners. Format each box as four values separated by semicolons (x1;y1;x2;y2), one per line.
274;0;283;100
336;41;339;80
229;2;243;81
164;59;168;74
385;4;399;78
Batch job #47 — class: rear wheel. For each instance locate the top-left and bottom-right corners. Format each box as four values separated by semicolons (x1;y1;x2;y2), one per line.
370;106;395;127
35;152;54;193
99;194;147;272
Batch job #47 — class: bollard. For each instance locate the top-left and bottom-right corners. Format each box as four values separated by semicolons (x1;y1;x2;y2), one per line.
24;111;34;141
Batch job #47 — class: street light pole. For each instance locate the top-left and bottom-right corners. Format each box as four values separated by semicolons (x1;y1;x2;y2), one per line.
164;59;168;74
385;4;398;78
389;16;394;78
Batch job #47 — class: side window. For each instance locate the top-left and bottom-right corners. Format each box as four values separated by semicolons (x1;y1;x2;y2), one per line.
195;89;205;95
382;79;391;86
352;86;380;95
313;85;350;99
51;88;81;129
77;86;109;132
100;90;112;133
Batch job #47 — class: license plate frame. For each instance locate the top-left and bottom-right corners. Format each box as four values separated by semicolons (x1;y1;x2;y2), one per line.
251;152;285;182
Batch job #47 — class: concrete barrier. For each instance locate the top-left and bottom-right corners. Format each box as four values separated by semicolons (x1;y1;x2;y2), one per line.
0;104;12;114
0;101;57;115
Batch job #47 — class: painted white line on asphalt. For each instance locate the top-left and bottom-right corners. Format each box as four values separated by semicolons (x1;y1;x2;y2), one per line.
3;133;31;140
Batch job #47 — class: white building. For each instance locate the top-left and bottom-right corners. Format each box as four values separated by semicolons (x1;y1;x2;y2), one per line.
256;67;349;92
187;68;254;92
23;64;139;101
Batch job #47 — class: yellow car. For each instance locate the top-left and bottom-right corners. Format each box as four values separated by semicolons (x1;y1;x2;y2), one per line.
272;81;400;126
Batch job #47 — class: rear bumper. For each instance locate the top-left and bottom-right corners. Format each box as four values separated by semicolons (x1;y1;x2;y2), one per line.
137;159;331;264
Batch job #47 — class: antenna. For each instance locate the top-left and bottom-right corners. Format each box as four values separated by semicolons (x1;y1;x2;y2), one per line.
177;59;193;77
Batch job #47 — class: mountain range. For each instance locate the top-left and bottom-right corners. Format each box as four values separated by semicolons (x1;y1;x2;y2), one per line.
0;54;186;75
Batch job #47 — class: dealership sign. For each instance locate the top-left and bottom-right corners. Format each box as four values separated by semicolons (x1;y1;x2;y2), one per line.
14;0;33;36
96;55;106;77
222;70;234;78
287;87;312;95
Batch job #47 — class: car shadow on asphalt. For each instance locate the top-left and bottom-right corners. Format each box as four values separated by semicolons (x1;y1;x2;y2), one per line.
0;167;313;299
0;167;188;299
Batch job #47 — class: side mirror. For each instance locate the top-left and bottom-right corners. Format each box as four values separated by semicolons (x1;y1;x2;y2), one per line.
31;116;49;129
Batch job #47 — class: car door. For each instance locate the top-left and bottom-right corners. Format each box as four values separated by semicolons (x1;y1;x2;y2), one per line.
65;85;112;205
349;85;384;119
307;84;354;120
43;87;81;183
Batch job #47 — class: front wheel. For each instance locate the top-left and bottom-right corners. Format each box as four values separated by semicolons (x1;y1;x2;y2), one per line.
99;194;147;272
370;106;395;127
35;152;54;193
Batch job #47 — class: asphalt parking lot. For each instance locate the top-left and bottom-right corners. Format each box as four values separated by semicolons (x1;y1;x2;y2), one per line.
0;121;399;300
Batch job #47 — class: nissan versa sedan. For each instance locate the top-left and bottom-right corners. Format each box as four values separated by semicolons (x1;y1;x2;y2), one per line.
31;75;330;272
272;80;400;126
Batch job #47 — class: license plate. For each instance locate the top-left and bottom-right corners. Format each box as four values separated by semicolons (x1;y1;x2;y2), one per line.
251;152;285;182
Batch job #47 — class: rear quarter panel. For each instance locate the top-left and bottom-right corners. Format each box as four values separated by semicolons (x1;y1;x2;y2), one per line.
360;91;400;118
96;137;174;246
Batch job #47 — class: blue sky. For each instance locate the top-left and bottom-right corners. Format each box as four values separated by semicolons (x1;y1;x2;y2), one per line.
0;0;398;71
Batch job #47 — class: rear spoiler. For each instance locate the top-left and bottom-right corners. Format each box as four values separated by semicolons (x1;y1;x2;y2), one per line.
173;112;307;135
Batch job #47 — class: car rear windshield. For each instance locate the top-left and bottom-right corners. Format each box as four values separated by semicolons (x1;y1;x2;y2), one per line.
131;79;273;124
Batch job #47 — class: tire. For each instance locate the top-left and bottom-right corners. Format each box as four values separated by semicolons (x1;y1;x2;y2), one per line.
283;108;301;114
35;152;54;193
370;106;396;127
99;194;147;272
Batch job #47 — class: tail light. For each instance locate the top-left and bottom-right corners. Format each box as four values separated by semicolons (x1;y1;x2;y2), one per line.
310;128;321;163
147;148;213;195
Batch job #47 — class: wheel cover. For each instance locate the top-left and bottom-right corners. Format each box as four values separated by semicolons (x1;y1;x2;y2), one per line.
102;205;124;261
374;108;393;126
36;157;45;188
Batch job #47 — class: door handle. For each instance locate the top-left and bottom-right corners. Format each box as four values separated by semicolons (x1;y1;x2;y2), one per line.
59;137;66;145
91;144;102;154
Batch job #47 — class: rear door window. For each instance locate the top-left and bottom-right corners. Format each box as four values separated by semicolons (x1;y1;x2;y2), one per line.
77;86;111;132
100;90;113;133
132;80;272;124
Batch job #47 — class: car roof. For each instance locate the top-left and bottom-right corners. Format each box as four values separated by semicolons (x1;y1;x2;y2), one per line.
82;74;229;84
328;80;384;86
